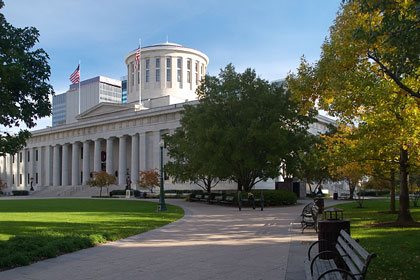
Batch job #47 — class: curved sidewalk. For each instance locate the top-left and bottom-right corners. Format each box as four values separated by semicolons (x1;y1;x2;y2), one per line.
0;199;321;280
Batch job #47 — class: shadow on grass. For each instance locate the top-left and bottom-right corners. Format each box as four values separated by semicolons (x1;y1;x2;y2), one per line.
0;199;184;270
0;217;177;239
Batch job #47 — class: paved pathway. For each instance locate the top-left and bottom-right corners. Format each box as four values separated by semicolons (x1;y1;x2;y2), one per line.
0;198;339;280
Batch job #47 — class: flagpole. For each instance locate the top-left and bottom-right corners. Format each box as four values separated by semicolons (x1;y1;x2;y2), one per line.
138;39;142;107
78;60;81;114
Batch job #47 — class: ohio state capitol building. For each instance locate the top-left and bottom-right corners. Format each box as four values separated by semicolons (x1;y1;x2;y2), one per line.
0;42;332;194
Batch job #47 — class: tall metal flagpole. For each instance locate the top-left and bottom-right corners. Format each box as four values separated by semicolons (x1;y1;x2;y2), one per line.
138;39;142;107
78;60;81;114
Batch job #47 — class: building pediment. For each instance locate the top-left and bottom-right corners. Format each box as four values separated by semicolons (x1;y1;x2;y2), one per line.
76;102;135;121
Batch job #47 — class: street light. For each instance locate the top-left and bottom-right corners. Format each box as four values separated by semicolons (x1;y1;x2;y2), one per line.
158;139;167;212
30;177;34;191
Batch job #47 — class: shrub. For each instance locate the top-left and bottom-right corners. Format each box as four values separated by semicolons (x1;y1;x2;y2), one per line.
109;189;141;197
165;190;194;194
358;190;390;197
12;190;29;196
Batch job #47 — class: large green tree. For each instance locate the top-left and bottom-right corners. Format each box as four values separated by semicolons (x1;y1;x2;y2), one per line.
164;129;226;195
0;0;53;156
294;135;332;195
287;0;420;223
165;64;315;192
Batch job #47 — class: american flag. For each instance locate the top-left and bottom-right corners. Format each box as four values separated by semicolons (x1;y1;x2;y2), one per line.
70;65;80;84
134;47;140;71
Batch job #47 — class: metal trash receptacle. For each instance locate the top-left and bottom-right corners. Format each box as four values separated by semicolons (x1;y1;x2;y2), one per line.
318;208;350;259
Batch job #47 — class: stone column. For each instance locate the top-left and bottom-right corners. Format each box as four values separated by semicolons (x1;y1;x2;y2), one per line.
53;145;60;186
15;153;19;186
72;142;80;186
139;132;146;171
29;148;35;185
118;136;127;186
1;156;5;183
93;139;101;173
62;144;69;186
131;134;139;187
38;147;44;186
7;154;13;187
46;146;53;186
22;149;27;188
106;138;114;175
82;141;90;185
153;131;161;170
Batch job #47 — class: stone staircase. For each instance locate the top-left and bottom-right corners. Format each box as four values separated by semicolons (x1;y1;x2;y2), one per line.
31;184;125;198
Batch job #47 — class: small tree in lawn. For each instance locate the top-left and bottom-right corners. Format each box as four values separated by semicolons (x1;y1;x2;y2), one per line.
138;169;159;193
87;171;116;197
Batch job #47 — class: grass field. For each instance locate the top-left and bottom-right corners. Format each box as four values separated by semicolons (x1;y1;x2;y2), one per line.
0;199;184;269
328;200;420;280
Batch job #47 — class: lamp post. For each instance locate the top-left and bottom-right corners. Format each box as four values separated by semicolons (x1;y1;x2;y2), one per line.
158;139;167;212
30;177;34;191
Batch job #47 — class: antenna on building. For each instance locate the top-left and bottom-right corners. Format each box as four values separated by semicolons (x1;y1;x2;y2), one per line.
166;35;168;43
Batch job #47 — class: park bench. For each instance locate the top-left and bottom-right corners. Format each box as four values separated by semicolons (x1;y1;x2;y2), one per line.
219;196;235;206
189;194;203;202
210;195;223;204
301;202;314;217
301;203;319;233
305;229;376;280
238;191;264;211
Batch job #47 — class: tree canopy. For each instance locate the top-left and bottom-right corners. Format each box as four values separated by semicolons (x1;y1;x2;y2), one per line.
87;171;116;197
164;129;224;194
287;0;420;223
0;0;53;156
165;64;316;192
137;169;159;193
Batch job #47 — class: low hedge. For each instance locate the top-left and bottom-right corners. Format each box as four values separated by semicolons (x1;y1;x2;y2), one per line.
358;190;390;197
109;189;141;197
165;190;192;194
12;190;29;196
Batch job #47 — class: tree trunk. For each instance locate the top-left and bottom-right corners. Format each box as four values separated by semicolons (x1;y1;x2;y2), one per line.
390;169;396;213
397;147;413;223
349;181;356;200
205;179;211;204
100;187;102;197
237;181;242;192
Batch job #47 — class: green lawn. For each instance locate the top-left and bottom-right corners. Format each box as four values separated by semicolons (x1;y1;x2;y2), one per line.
327;200;420;280
0;199;184;269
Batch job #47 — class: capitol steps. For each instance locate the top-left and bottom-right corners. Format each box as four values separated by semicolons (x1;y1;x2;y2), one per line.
31;184;127;198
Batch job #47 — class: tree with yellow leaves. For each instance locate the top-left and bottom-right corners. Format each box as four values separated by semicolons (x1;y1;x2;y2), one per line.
287;0;420;223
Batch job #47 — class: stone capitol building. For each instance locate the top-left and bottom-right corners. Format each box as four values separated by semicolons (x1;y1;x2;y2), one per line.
0;42;332;196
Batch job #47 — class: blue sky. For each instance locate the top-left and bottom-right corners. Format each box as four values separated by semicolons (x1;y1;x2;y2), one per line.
2;0;341;130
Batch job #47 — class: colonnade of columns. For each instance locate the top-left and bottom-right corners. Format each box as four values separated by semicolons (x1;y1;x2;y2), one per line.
1;130;171;189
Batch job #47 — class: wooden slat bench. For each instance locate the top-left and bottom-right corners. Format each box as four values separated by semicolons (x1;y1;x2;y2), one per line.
305;229;376;280
301;203;319;233
219;196;234;206
189;194;203;202
210;195;223;204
